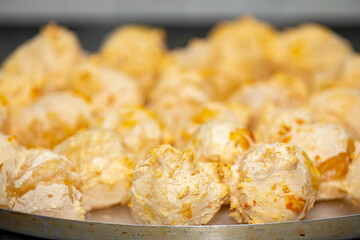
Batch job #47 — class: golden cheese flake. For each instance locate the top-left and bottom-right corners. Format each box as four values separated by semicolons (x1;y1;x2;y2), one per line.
285;195;306;214
282;184;291;194
7;136;17;142
154;170;162;178
229;129;251;150
281;135;292;143
191;170;200;176
290;41;304;57
122;119;138;128
317;153;350;181
286;146;296;156
244;202;251;209
295;118;305;124
0;94;8;106
177;186;190;200
278;124;292;135
144;206;156;220
181;203;193;219
192;107;217;124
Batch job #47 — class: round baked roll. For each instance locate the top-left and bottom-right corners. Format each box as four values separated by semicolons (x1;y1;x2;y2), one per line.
0;149;85;220
309;87;360;140
99;25;166;95
229;143;320;224
208;16;276;99
70;61;143;115
2;23;84;92
96;105;172;163
179;102;251;148
148;65;213;142
0;133;25;172
254;104;313;143
54;128;135;211
10;92;92;149
129;144;228;225
268;24;352;91
280;123;355;200
185;120;255;165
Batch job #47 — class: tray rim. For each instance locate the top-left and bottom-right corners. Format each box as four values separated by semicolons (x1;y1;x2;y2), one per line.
2;207;360;240
1;206;360;227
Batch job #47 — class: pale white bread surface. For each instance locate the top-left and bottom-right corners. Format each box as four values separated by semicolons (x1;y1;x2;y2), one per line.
0;133;25;172
185;120;255;165
179;101;252;148
13;183;84;220
281;123;354;200
0;149;84;220
1;23;84;92
345;140;360;200
229;72;308;114
254;104;314;143
309;87;360;140
10;92;92;149
54;128;135;211
129;144;228;225
96;105;171;163
99;25;166;95
229;143;320;224
71;61;143;115
267;24;352;91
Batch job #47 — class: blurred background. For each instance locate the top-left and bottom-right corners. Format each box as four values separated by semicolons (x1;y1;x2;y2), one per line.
1;0;360;62
0;0;360;239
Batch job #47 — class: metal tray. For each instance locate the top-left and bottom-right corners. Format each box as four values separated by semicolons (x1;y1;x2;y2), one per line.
1;199;360;239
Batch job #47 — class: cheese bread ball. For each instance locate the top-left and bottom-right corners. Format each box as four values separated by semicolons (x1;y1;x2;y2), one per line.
149;66;213;141
0;149;85;220
186;121;255;165
345;141;360;201
129;144;228;225
338;55;360;89
229;72;308;114
54;129;135;211
100;25;166;95
179;102;252;148
255;104;314;143
70;61;143;114
209;16;276;99
1;23;84;92
0;134;25;172
229;143;320;224
309;88;360;139
281;123;354;200
268;24;352;91
10;92;92;149
96;105;172;163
